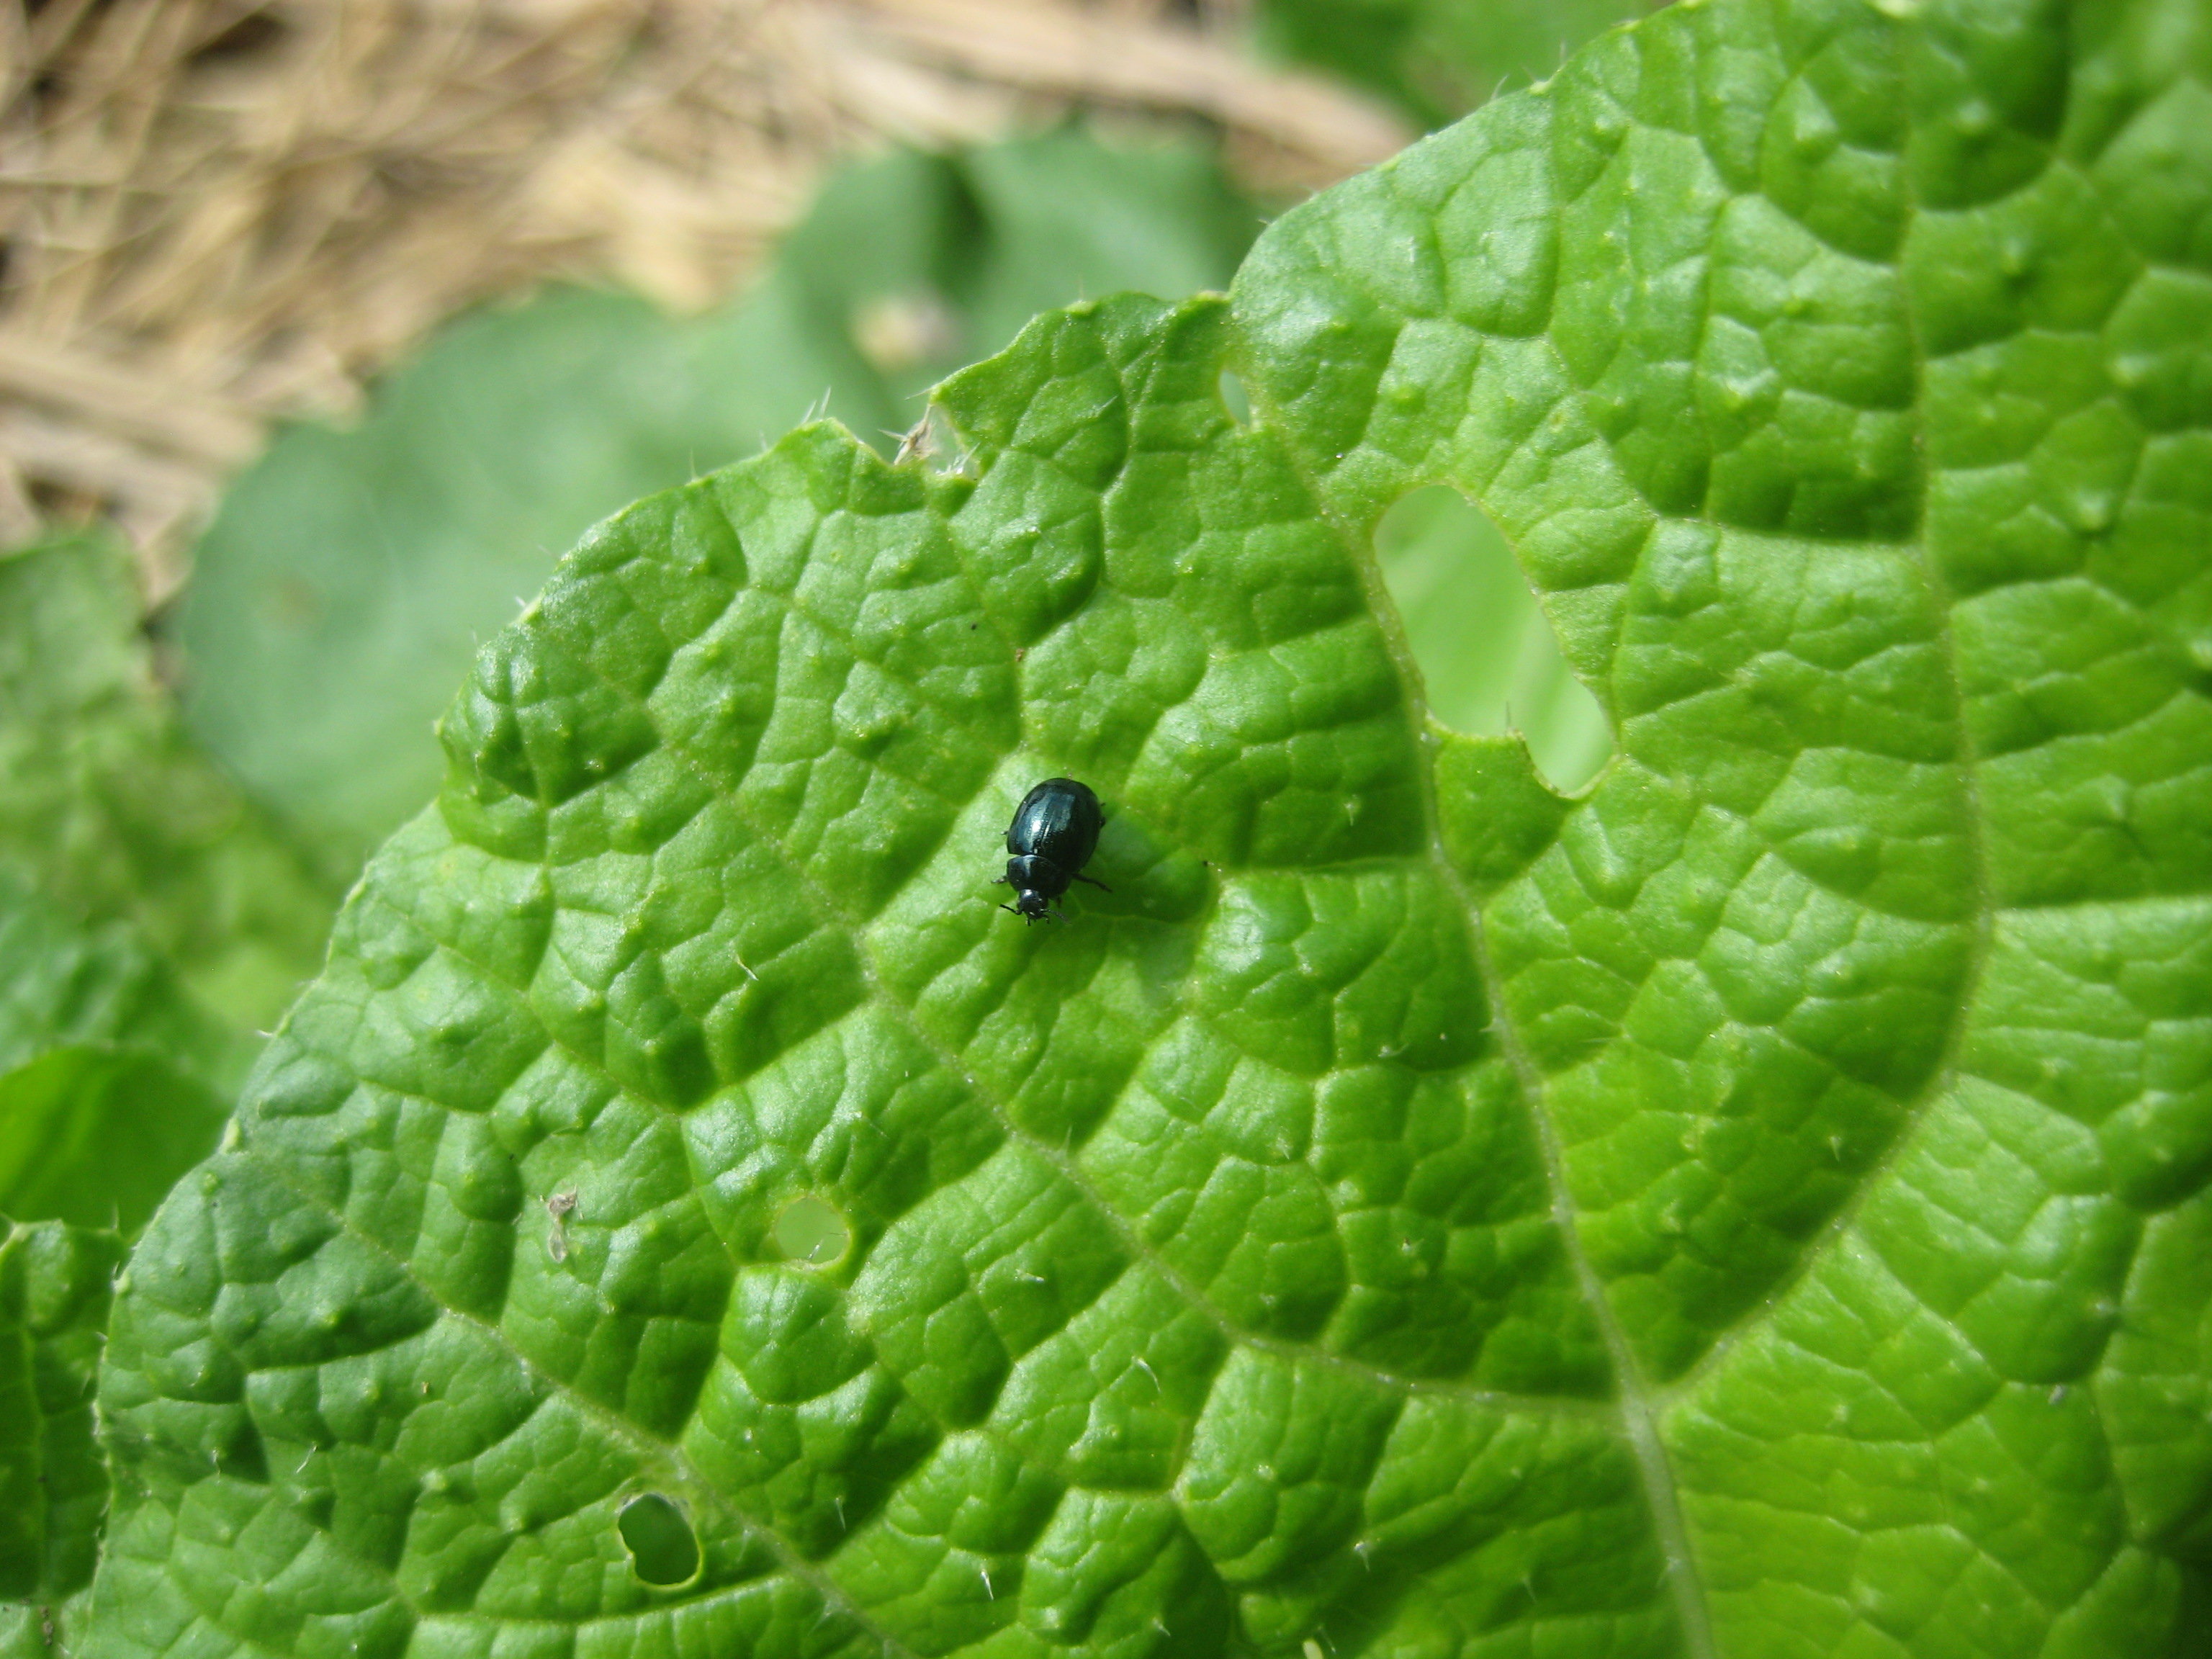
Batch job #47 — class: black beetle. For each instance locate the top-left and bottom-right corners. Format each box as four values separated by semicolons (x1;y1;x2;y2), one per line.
997;778;1110;922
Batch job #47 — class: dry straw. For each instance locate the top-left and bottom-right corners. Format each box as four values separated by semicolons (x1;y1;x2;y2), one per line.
0;0;1406;599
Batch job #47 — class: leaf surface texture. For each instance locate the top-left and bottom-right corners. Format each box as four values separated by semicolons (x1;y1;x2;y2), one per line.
89;2;2212;1655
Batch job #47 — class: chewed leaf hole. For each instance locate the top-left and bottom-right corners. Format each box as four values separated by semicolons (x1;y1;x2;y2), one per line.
618;1493;701;1587
773;1195;851;1267
1216;367;1251;425
1375;485;1611;792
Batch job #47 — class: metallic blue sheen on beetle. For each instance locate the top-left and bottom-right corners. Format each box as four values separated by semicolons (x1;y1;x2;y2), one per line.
997;778;1110;922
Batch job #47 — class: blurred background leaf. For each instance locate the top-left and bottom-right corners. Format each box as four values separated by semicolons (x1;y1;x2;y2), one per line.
176;126;1264;865
0;536;336;1033
0;1218;124;1659
0;873;236;1080
1253;0;1660;129
0;1051;230;1238
0;876;238;1236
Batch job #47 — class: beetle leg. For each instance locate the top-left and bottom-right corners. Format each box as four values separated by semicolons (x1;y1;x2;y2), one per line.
992;875;1010;886
1073;874;1112;891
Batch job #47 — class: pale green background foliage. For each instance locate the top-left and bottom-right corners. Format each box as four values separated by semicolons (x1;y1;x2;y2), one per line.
78;1;2212;1656
0;537;334;1032
0;877;237;1236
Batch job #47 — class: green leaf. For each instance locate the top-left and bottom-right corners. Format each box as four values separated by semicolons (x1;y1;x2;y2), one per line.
1233;0;2212;1647
180;129;1259;866
1;1218;126;1659
0;535;337;1033
88;1;2212;1655
94;295;1635;1659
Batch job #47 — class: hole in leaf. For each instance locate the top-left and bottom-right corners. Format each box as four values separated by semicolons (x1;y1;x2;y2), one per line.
773;1195;851;1267
618;1493;701;1586
1375;485;1611;792
1216;368;1251;425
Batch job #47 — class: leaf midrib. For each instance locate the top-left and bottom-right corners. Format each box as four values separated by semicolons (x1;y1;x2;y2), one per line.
1224;36;2030;1655
1218;379;1725;1658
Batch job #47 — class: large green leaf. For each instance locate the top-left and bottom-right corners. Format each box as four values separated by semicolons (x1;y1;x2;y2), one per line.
87;1;2212;1655
180;129;1259;866
1;1220;126;1659
0;537;336;1033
